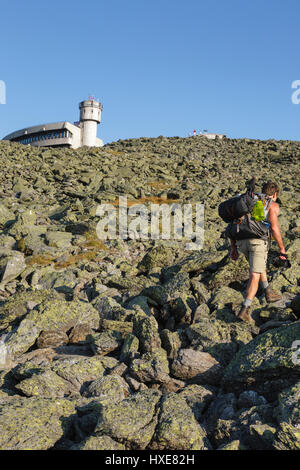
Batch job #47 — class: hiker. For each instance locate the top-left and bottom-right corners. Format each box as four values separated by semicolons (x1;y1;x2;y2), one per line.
230;181;286;322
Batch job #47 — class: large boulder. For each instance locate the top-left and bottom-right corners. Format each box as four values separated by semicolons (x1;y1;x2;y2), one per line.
186;316;254;366
0;250;26;288
45;230;73;250
222;321;300;400
0;289;61;332
273;380;300;450
4;298;100;358
151;393;210;450
13;355;118;398
130;348;170;384
161;251;225;282
137;244;175;273
132;313;161;353
171;348;222;386
0;204;14;228
0;397;76;450
95;389;161;449
84;375;129;402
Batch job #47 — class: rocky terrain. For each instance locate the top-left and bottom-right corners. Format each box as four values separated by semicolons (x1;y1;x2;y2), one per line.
0;134;299;450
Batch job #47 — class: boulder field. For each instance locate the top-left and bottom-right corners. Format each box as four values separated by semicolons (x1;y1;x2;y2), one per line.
0;135;299;450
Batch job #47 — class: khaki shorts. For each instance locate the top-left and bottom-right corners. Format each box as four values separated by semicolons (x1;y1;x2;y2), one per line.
236;238;268;273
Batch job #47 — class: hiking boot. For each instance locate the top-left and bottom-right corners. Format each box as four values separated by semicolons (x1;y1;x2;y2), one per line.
265;287;282;303
237;305;252;323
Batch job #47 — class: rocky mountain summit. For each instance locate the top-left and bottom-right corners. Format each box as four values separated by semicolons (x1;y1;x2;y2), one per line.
0;135;299;450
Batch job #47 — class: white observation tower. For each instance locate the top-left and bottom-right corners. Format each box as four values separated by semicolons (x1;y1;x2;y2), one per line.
79;99;102;147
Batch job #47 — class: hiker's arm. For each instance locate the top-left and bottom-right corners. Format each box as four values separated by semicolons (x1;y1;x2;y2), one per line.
268;204;286;254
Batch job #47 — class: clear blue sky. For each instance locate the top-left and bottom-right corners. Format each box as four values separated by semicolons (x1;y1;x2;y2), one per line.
1;0;300;144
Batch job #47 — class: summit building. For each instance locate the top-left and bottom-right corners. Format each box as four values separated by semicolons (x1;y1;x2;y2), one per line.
2;99;104;149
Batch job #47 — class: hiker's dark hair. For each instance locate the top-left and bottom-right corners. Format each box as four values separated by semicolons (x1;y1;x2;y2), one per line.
262;181;280;196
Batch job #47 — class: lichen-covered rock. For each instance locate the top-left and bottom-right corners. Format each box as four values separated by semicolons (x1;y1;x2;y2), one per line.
96;296;131;322
45;230;73;249
72;435;125;450
273;380;300;450
177;384;215;420
151;393;210;450
209;285;259;317
15;369;72;398
120;333;139;363
0;397;76;450
37;269;77;293
248;424;277;450
13;355;118;398
130;348;170;384
68;323;93;344
101;319;133;337
0;250;26;287
37;329;69;348
290;294;300;316
137;244;175;273
237;390;267;409
0;204;14;228
132;313;161;353
52;355;118;391
95;389;161;449
171;348;222;385
160;328;188;360
217;440;243;450
0;288;61;332
8;209;36;238
208;255;250;289
222;321;300;399
161;251;225;282
88;330;123;356
4;298;99;357
85;375;130;402
186;317;254;366
0;134;300;450
163;272;191;298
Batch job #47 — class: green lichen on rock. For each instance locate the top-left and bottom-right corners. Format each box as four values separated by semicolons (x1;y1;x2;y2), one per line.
15;369;72;398
0;397;76;450
273;380;300;450
130;347;170;384
152;393;209;450
72;435;125;450
0;288;61;332
95;389;161;449
5;298;99;357
222;321;300;398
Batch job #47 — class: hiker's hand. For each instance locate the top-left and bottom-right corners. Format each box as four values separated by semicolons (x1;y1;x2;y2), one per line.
279;250;286;260
230;247;239;261
275;252;290;268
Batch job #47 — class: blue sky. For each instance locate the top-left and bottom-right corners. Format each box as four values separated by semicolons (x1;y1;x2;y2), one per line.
1;0;300;144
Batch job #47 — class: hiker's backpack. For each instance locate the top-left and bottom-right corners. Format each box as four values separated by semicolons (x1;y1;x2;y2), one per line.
218;192;256;223
224;193;272;241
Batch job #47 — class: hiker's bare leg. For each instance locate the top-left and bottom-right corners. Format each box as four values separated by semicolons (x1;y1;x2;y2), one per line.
260;271;267;283
246;271;260;300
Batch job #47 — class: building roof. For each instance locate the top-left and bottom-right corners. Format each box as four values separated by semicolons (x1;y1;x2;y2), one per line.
2;121;79;141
